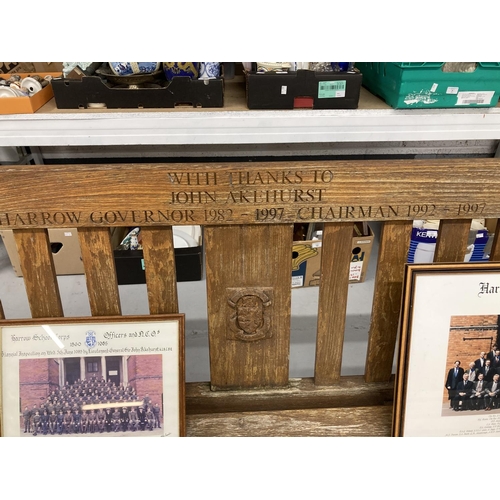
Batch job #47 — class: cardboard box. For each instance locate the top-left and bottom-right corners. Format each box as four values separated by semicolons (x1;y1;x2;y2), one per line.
0;72;62;114
0;63;63;74
292;223;374;288
32;63;64;74
407;221;494;263
112;227;203;285
0;229;84;276
246;69;362;109
52;75;224;109
1;62;36;73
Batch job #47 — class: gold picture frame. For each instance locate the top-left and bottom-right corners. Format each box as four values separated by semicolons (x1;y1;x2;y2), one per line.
0;314;185;437
394;263;500;437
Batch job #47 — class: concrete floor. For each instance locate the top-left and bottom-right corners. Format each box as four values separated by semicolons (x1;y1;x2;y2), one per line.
0;223;387;383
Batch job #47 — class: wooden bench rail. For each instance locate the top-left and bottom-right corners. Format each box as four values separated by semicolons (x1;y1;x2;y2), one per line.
14;229;63;318
78;227;121;316
1;158;499;436
142;227;178;314
314;222;353;385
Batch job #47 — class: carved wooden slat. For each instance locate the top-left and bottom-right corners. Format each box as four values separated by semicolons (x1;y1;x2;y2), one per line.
141;227;179;314
434;219;471;262
0;160;500;229
78;227;121;316
314;222;353;385
13;229;63;318
205;224;293;389
186;405;392;437
490;219;500;262
365;221;413;383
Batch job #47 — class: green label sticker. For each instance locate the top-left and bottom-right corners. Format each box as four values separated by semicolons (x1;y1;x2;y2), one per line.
141;258;145;270
318;80;346;98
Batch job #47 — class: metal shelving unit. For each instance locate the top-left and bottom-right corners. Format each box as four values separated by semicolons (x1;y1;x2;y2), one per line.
1;85;499;148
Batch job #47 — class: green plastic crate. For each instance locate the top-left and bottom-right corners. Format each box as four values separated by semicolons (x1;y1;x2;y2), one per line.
356;62;500;108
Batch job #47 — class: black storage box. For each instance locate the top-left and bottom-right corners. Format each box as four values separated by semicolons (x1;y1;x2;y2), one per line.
246;69;362;109
52;76;224;109
114;245;203;285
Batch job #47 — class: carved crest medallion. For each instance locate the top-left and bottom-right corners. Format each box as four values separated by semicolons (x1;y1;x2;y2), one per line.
227;287;273;341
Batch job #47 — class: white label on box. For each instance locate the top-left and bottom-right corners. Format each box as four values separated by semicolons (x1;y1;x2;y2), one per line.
430;83;438;92
456;91;494;106
281;86;287;95
291;276;304;288
446;87;459;94
349;261;363;281
312;241;322;248
64;232;72;237
318;80;346;98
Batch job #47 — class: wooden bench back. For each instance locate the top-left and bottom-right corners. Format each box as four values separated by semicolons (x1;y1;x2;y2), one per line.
1;158;499;435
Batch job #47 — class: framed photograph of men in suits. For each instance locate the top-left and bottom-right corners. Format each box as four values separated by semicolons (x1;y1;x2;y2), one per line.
393;263;500;437
0;314;185;437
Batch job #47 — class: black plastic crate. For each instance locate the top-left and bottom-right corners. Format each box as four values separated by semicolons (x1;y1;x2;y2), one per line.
52;76;224;109
246;69;362;109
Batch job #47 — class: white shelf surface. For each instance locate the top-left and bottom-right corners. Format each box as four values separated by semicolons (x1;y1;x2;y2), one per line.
1;86;500;147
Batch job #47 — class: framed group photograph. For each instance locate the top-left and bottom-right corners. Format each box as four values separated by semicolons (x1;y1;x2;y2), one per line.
394;263;500;437
0;314;185;437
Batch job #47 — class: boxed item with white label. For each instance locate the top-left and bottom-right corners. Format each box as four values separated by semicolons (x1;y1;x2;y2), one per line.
407;219;494;263
291;222;374;288
246;67;362;110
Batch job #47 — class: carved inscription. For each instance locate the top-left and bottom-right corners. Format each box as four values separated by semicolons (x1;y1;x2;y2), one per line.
227;288;273;342
0;210;196;226
0;204;488;228
0;164;494;228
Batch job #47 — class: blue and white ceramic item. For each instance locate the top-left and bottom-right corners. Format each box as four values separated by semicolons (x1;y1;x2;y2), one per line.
109;62;161;77
130;234;139;251
199;62;221;80
163;62;200;81
120;227;141;250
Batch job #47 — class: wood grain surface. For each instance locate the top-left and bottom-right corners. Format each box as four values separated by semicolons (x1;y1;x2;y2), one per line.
205;224;293;389
13;229;63;318
186;376;394;414
78;227;121;316
0;159;498;228
434;219;471;262
141;227;179;314
186;405;392;437
365;221;413;383
314;222;353;385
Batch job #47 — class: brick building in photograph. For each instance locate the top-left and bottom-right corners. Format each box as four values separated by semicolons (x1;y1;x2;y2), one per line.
19;354;163;412
442;315;499;402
